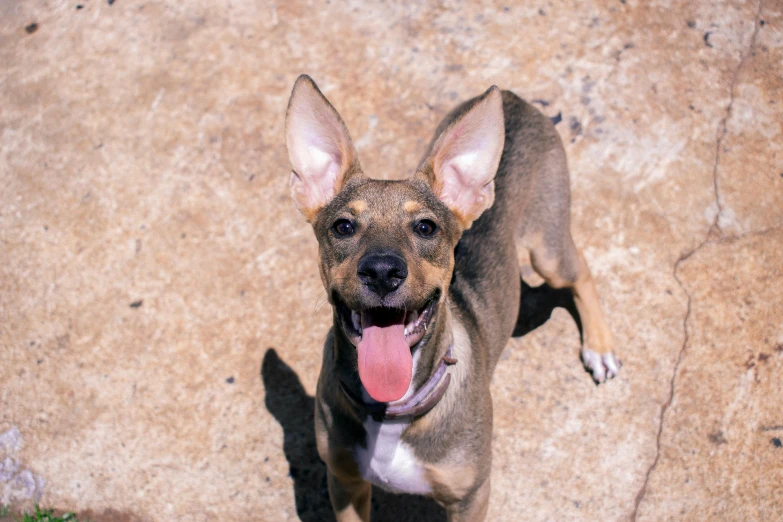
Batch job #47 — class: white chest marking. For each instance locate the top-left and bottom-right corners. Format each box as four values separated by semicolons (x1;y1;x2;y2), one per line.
354;417;432;495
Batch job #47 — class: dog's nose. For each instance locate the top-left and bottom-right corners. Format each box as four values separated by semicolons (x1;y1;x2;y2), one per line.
357;253;408;296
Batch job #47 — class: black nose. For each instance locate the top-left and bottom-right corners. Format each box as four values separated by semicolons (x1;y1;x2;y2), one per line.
357;253;408;296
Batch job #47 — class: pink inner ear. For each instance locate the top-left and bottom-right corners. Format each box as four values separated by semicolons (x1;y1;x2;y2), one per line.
289;143;342;213
430;91;504;222
439;159;490;214
438;130;498;208
287;102;349;212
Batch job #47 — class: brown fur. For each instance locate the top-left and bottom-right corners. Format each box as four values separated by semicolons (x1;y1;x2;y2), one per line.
285;75;619;521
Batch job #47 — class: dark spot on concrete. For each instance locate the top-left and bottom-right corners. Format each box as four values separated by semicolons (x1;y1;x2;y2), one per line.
758;353;770;363
108;0;116;5
129;300;143;308
709;430;727;445
569;116;582;136
687;20;696;29
226;376;235;384
80;508;145;522
550;112;562;126
248;174;255;181
37;359;43;364
532;99;550;107
620;0;626;4
503;6;510;12
76;4;84;9
573;501;581;508
57;334;71;350
689;104;696;110
265;476;270;482
25;23;38;34
760;20;765;27
776;344;783;353
624;42;634;50
772;438;782;448
180;233;186;238
539;8;546;16
240;289;246;296
704;32;713;48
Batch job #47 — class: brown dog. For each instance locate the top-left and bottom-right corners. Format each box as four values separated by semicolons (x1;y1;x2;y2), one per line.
284;75;620;521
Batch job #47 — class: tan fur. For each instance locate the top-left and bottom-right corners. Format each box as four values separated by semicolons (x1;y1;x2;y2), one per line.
523;232;615;355
425;463;477;505
444;478;491;521
403;200;422;213
349;200;368;214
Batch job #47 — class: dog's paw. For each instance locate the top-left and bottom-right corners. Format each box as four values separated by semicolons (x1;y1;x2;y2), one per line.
580;347;621;384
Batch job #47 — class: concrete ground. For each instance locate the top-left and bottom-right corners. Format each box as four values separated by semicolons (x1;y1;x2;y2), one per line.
1;0;782;520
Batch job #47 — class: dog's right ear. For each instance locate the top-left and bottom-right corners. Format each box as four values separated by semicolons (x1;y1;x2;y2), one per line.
285;75;360;223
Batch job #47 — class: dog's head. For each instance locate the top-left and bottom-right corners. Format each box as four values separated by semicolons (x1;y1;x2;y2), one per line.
285;75;504;402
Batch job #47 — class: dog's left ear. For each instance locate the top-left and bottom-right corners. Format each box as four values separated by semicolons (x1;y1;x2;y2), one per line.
285;75;360;222
417;86;505;229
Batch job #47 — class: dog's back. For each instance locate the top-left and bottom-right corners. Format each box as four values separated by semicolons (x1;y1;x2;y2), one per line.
424;91;572;375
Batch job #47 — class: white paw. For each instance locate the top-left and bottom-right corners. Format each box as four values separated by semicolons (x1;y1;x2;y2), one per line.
580;347;621;384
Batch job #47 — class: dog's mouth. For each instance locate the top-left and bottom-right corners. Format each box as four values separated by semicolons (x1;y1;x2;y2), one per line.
336;293;439;403
338;297;438;349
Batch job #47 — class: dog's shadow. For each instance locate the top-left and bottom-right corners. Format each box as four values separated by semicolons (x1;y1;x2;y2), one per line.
261;350;447;522
512;278;582;340
261;278;577;521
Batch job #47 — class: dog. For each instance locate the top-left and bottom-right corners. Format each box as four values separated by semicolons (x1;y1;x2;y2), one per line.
283;75;620;521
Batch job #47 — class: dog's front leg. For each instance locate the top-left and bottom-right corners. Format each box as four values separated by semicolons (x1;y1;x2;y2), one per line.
327;470;372;522
443;477;491;522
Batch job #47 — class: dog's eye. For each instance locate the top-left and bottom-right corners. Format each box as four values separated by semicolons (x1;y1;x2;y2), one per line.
415;220;437;237
333;219;355;236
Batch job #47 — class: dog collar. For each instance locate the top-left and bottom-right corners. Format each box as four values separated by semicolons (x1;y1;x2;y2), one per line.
339;345;457;421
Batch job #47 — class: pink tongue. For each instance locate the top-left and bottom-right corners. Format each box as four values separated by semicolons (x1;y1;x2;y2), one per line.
357;312;412;403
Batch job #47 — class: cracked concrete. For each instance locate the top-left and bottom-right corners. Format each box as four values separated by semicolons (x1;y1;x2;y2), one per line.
631;2;768;516
1;0;782;520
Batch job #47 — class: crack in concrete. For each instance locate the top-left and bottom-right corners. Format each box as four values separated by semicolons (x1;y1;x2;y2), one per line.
629;3;764;520
718;224;783;244
711;2;763;236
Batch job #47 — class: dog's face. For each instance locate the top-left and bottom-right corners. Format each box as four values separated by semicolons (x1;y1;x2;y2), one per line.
313;177;460;351
285;75;504;402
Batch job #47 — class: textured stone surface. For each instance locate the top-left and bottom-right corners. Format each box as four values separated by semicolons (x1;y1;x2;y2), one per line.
0;0;780;520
